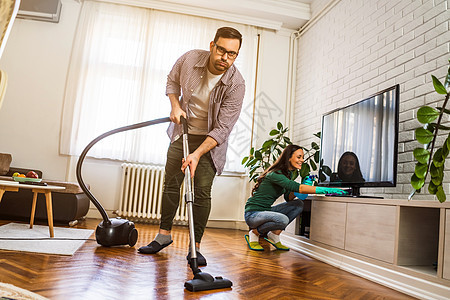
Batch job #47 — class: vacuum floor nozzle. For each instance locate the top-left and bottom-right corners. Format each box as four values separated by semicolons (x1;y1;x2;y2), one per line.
184;271;232;292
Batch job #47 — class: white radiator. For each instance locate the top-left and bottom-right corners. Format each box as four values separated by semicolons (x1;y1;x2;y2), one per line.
117;163;187;223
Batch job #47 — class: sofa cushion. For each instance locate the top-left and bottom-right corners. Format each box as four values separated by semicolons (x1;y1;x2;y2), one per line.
0;153;12;176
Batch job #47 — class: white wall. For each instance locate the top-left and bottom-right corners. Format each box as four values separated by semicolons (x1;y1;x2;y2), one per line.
293;0;449;200
0;0;293;227
0;0;80;179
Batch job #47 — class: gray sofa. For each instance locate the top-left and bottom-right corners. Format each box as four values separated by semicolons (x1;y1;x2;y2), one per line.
0;153;90;225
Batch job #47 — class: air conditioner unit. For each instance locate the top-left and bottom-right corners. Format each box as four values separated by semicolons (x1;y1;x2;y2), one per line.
17;0;62;23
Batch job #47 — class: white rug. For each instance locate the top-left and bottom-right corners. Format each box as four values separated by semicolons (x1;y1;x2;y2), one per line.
0;282;49;300
0;223;94;256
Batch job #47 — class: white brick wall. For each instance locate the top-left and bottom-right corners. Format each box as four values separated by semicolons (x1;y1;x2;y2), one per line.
294;0;449;200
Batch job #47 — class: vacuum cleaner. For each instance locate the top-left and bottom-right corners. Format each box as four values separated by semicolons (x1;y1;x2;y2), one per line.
180;116;233;292
76;117;170;247
76;115;232;291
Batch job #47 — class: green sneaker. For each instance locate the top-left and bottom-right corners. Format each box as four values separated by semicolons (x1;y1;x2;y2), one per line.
264;237;290;251
244;235;264;251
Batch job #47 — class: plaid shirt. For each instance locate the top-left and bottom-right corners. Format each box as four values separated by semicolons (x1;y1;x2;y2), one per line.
166;49;245;175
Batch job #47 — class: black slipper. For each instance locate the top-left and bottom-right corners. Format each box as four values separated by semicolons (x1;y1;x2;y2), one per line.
186;251;207;266
138;240;173;254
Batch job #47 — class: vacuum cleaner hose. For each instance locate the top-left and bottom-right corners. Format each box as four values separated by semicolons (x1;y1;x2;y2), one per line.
75;116;171;246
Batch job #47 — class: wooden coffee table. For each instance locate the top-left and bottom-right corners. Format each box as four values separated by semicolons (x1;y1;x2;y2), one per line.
0;180;65;237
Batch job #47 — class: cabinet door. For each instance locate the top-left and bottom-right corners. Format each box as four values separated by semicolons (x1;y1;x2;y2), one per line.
310;200;346;249
345;203;397;263
444;209;450;280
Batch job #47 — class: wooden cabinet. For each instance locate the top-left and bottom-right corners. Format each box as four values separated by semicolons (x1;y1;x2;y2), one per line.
308;197;446;276
310;200;346;249
345;203;397;263
444;209;450;280
295;197;450;298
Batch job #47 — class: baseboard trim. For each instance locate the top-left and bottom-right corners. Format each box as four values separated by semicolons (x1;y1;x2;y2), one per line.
206;220;248;231
282;234;450;300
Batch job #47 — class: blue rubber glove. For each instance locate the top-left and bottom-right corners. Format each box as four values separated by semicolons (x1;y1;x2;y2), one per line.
294;175;316;200
294;192;308;200
315;187;349;195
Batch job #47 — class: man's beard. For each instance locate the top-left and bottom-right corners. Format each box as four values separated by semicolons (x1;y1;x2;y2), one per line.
213;58;229;72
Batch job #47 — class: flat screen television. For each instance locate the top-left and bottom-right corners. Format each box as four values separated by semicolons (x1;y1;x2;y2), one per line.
318;84;400;198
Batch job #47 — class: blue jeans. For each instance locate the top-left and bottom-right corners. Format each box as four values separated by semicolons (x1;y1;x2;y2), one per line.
244;199;304;235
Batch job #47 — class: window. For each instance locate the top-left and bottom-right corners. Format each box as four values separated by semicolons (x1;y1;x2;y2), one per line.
60;1;257;172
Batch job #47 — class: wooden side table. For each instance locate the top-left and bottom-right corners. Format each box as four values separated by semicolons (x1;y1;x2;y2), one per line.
0;180;65;237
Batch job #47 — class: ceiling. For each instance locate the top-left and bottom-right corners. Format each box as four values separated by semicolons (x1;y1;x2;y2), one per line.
149;0;315;30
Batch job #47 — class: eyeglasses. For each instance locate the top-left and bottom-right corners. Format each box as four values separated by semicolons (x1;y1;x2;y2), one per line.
213;42;238;59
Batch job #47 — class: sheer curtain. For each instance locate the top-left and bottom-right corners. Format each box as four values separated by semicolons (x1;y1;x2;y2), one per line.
322;89;396;182
60;0;257;172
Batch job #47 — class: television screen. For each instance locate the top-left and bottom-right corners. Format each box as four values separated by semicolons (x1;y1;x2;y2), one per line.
318;85;399;197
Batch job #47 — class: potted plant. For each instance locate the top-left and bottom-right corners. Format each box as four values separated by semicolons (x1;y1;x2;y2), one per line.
241;122;326;183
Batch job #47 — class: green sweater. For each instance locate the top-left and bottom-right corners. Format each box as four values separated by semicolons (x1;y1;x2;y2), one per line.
245;170;301;212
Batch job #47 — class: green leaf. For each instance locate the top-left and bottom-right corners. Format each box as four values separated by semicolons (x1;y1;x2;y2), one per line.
311;142;319;150
429;163;438;177
436;185;446;203
414;163;428;179
244;157;254;168
250;147;254;155
415;128;434;144
413;148;430;164
432;75;447;94
322;165;332;176
411;173;425;190
431;175;442;186
429;123;450;130
254;150;262;160
314;132;321;138
436;107;450;115
277;122;283;130
433;148;445;167
314;151;320;163
300;164;310;178
241;156;248;165
443;141;450;158
417;106;439;124
428;181;438;194
262;139;274;149
445;64;450;89
310;160;317;171
269;129;279;136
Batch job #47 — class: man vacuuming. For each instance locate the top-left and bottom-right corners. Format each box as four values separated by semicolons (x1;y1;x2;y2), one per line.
138;27;245;266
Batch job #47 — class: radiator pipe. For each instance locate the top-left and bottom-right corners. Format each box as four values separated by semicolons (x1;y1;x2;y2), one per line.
76;116;171;246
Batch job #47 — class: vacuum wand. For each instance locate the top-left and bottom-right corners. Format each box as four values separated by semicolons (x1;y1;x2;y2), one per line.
180;116;233;292
181;117;199;272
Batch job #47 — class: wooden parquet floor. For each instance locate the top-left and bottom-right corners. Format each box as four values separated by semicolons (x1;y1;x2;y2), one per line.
0;219;415;300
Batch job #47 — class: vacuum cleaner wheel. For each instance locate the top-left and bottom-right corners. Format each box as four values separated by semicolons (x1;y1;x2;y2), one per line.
128;227;138;247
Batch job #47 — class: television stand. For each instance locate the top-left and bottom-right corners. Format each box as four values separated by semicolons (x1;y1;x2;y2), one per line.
289;195;450;299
